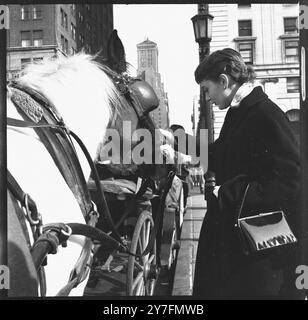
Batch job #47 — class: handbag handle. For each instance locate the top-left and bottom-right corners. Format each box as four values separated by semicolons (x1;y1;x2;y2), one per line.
237;183;250;220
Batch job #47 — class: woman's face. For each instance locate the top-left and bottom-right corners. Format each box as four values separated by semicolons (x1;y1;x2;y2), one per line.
201;77;234;110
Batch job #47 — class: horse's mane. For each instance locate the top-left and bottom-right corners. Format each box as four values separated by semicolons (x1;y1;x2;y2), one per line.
15;53;130;160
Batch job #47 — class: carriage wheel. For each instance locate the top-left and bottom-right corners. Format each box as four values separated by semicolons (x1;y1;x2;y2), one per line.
168;186;184;270
126;210;157;296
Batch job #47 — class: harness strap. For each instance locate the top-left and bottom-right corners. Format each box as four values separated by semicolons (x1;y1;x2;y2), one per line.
7;117;67;132
56;278;79;296
31;222;124;270
7;169;38;215
7;169;41;243
7;116;124;246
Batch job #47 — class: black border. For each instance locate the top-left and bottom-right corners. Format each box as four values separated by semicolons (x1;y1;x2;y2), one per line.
1;0;307;307
0;10;7;299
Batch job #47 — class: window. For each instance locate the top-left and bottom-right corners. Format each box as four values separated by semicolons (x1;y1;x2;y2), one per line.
33;6;42;19
65;38;68;54
21;31;31;47
71;4;76;16
86;22;91;32
78;12;84;23
21;6;31;20
285;40;299;62
33;30;43;47
64;12;68;30
284;17;298;34
238;4;251;7
71;23;76;40
33;57;43;63
61;37;65;53
61;8;64;26
79;34;84;47
21;58;31;69
238;42;253;64
238;20;252;37
61;8;68;29
287;77;300;93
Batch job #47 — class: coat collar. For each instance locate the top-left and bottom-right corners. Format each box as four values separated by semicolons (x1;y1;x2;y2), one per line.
220;86;268;142
238;85;268;109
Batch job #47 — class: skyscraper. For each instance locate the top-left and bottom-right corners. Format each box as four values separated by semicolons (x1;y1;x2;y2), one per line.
7;4;113;81
137;38;169;129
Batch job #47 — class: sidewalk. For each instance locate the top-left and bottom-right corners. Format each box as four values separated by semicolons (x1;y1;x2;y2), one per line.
172;188;206;295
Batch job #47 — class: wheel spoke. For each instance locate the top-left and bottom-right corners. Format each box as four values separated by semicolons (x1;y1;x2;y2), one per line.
136;277;144;295
147;280;155;296
132;271;143;291
147;254;155;264
138;237;143;253
134;260;143;272
145;221;150;244
142;222;146;248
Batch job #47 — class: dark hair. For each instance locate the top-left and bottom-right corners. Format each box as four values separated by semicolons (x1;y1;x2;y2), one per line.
195;48;256;84
170;124;185;132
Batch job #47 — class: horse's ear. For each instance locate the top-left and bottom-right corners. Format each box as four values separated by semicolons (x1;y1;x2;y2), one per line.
106;30;127;74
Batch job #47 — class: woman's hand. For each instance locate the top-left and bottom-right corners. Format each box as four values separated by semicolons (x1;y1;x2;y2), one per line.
213;186;220;198
159;128;175;145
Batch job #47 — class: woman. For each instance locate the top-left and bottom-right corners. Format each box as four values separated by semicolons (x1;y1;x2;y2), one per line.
193;48;301;299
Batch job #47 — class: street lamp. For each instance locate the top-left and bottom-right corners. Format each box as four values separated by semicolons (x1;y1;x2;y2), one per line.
191;4;215;193
191;4;214;143
191;8;213;62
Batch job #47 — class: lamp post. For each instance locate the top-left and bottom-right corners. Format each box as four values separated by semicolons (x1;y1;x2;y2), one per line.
191;95;199;137
191;4;214;144
192;4;215;193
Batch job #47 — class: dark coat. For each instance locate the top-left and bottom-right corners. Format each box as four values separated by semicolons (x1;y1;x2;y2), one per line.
193;86;301;299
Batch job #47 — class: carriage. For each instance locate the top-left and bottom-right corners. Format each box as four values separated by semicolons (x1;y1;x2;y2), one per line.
7;30;186;297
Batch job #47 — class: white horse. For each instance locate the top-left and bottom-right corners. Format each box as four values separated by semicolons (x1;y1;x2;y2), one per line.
7;53;129;296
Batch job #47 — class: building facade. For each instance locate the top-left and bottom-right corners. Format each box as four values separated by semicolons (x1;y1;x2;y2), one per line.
137;39;170;129
207;3;299;140
7;4;113;81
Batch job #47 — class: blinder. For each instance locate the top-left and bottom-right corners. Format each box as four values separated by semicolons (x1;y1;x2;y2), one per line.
128;79;159;115
113;74;159;119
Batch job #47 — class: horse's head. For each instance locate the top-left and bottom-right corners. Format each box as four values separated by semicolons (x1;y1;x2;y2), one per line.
95;30;165;179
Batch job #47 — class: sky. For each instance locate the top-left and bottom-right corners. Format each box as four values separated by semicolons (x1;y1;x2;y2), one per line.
113;4;200;135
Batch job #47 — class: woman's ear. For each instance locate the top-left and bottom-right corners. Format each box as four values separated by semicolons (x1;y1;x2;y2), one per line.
219;74;229;90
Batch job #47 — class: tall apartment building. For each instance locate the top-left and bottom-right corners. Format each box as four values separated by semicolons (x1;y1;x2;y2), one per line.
137;39;170;129
7;4;113;81
207;3;299;140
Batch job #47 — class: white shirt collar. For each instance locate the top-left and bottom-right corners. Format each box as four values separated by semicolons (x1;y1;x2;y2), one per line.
230;82;256;108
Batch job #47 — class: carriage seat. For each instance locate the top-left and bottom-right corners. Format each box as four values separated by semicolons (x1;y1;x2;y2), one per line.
87;178;154;200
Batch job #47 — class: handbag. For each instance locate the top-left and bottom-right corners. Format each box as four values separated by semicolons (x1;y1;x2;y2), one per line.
235;184;297;255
